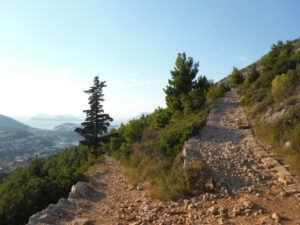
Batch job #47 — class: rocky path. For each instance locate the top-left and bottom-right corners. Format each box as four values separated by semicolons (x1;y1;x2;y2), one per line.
29;90;300;225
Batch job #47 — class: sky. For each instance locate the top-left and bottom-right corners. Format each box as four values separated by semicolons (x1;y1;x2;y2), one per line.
0;0;300;121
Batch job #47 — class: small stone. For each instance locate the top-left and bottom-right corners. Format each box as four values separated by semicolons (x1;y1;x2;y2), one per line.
136;182;145;191
283;184;300;194
72;218;93;225
242;200;254;209
278;176;292;185
127;214;136;221
205;177;214;190
208;206;218;215
272;212;281;221
218;218;225;224
279;190;287;197
259;215;271;224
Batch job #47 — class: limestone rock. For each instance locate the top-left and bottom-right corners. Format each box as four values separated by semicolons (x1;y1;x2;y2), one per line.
242;199;254;209
73;218;94;225
205;177;214;190
69;182;101;201
27;204;66;225
208;206;218;215
283;184;300;194
271;212;281;221
261;157;278;168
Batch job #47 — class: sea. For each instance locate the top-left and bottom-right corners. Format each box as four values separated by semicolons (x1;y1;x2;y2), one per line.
14;116;122;130
13;116;83;130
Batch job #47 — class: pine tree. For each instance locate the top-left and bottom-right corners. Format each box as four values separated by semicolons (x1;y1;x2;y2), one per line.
229;67;244;87
248;66;260;82
164;52;199;112
75;76;113;152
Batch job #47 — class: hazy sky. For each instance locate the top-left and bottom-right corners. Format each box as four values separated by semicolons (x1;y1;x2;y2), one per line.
1;0;299;120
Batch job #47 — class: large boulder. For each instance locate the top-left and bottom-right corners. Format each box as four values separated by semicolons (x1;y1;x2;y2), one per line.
68;182;104;202
182;138;201;166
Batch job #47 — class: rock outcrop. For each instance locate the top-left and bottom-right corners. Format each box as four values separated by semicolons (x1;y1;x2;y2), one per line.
28;181;101;225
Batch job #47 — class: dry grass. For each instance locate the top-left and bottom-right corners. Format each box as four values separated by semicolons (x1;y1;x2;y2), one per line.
85;156;107;177
253;105;300;176
123;151;206;201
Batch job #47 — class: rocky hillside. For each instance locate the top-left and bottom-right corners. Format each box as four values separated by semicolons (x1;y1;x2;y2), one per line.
233;37;300;176
28;90;300;225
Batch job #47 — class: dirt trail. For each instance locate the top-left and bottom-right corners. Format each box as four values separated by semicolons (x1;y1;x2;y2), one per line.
29;90;300;225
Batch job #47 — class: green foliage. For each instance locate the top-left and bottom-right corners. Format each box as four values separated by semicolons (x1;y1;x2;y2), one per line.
238;79;251;94
164;53;212;113
152;107;172;130
271;74;292;102
0;146;103;225
164;52;199;112
229;67;244;87
205;85;226;103
248;66;260;82
238;38;300;176
123;118;148;143
180;76;213;115
238;40;300;110
154;110;208;159
261;41;299;75
75;76;113;151
0;172;8;184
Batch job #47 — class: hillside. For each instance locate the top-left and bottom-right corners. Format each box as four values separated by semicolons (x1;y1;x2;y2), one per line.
28;90;300;225
0;115;82;165
0;114;30;132
228;37;300;176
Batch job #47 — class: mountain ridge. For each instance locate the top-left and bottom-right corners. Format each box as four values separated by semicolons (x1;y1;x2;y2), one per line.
0;114;30;132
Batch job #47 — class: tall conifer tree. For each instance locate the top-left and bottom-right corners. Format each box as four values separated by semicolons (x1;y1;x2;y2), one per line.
75;76;113;152
164;52;199;112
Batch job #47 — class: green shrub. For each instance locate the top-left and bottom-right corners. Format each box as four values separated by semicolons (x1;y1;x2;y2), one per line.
152;107;171;129
238;79;251;94
0;146;103;225
271;74;291;102
229;67;244;87
205;85;225;103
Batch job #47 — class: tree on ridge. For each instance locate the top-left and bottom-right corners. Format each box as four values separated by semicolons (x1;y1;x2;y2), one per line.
75;76;113;154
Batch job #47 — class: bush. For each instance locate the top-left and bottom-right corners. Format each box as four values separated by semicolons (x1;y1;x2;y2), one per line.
271;74;291;102
152;107;171;129
254;104;300;174
229;67;244;87
0;146;103;225
206;85;225;103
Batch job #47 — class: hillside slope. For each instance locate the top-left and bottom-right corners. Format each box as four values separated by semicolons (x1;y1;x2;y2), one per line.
0;115;82;163
28;90;300;225
231;37;300;176
0;114;30;132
